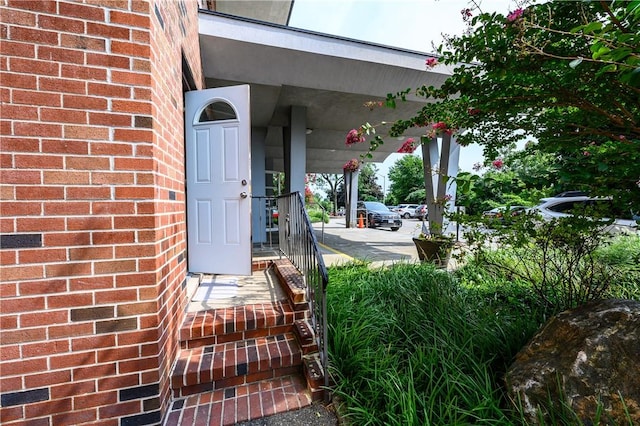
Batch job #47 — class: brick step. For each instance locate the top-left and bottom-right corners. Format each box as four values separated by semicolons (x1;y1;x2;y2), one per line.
272;259;308;310
179;301;307;350
171;333;303;398
294;319;318;355
164;375;312;426
303;355;325;401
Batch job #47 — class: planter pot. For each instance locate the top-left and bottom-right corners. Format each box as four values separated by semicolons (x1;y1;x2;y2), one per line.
412;237;453;268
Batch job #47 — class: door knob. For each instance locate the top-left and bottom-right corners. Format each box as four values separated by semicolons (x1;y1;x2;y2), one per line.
240;192;248;199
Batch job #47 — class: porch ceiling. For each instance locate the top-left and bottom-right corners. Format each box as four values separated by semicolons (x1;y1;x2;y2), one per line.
198;11;454;174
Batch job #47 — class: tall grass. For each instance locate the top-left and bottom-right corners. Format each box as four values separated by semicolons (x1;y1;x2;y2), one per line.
597;235;640;298
327;262;543;425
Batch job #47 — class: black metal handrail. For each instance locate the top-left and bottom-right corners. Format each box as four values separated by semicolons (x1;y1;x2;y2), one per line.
277;192;329;395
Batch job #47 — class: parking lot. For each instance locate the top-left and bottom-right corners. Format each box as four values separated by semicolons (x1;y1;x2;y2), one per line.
313;217;427;267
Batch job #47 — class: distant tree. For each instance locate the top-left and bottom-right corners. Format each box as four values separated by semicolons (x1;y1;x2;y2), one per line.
358;163;384;201
314;173;344;214
387;155;424;204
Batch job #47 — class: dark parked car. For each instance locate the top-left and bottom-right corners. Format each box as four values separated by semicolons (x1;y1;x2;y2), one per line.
356;201;402;231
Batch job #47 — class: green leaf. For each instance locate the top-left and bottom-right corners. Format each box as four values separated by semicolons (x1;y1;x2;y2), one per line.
599;64;618;74
582;21;603;34
626;0;640;14
592;46;611;60
610;47;632;62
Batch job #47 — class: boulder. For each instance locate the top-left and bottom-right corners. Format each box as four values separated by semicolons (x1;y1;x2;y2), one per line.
505;299;640;425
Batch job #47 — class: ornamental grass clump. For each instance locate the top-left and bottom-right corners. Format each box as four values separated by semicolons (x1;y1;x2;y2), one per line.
327;262;540;425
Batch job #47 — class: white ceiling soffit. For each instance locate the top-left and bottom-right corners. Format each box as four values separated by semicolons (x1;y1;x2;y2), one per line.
211;0;293;26
198;11;455;174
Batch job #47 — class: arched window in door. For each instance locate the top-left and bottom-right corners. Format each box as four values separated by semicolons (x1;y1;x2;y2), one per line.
198;101;236;122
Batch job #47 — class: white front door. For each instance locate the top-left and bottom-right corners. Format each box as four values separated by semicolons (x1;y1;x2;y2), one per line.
185;85;251;275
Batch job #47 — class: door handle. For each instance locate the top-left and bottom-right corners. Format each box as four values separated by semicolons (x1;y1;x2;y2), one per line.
240;192;248;199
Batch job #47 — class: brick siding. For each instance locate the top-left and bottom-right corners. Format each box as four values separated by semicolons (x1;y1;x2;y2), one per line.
0;0;203;424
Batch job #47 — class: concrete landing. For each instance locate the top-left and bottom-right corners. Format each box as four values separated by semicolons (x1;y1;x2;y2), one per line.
186;266;287;312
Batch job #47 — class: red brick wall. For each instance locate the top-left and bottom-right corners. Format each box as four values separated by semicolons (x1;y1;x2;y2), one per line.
0;0;202;424
148;0;203;418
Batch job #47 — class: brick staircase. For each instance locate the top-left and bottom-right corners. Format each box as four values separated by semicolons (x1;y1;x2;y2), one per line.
164;259;325;425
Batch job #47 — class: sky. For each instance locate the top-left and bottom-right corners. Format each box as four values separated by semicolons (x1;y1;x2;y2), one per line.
288;0;521;186
289;0;519;53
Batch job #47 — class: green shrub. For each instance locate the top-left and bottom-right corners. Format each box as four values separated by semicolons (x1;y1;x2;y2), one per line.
463;214;622;313
307;208;330;223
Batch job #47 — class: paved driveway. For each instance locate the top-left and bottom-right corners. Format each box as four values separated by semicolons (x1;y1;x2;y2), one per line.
314;217;424;267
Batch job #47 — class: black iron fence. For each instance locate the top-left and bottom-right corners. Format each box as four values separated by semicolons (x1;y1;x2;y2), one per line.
277;192;329;393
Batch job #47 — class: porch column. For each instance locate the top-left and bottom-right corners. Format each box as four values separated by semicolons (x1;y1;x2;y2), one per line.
444;135;461;234
283;106;306;199
251;128;267;244
344;170;359;228
425;134;460;235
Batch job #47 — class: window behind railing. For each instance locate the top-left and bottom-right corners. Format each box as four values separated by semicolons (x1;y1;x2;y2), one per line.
277;192;329;393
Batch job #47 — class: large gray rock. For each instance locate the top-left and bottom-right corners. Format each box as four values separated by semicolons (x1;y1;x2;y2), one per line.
505;299;640;425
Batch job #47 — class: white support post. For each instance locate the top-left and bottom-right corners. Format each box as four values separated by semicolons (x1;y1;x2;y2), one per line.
344;170;359;228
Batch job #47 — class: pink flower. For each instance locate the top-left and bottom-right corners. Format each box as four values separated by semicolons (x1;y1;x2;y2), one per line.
431;121;454;135
397;138;417;153
583;151;590;157
506;8;524;22
425;58;438;68
619;135;627;141
492;158;504;169
343;158;359;172
345;129;365;145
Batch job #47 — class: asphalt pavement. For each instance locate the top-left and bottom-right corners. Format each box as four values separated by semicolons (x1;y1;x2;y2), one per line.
313;217;424;267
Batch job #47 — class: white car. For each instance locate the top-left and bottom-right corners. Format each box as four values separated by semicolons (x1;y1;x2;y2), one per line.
396;204;419;219
533;196;638;234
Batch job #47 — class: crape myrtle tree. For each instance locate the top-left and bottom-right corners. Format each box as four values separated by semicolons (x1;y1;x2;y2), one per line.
357;0;639;223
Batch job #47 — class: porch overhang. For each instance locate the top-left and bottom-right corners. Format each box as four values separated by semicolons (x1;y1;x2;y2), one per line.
198;11;454;174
